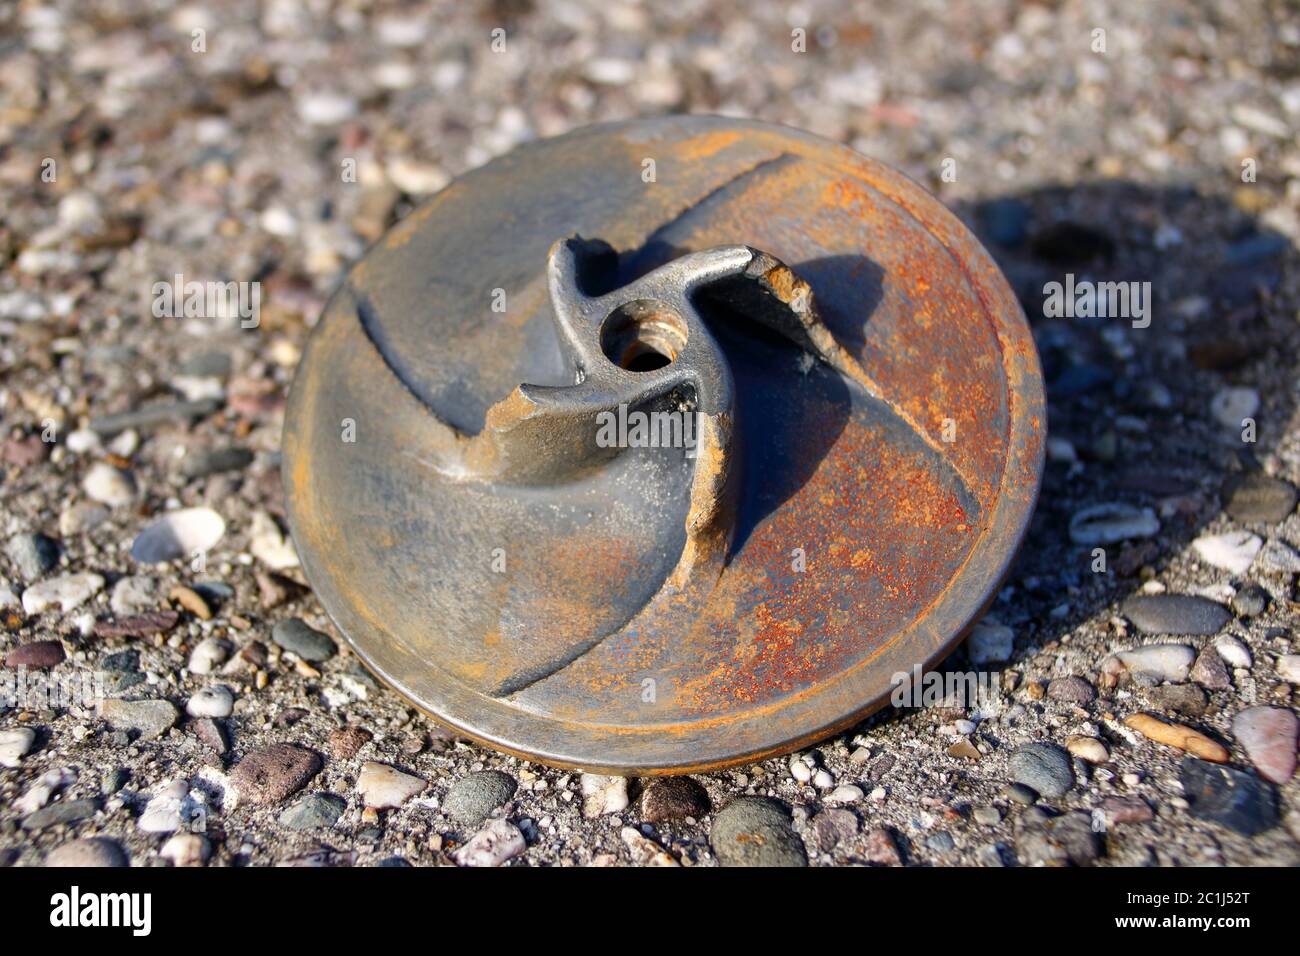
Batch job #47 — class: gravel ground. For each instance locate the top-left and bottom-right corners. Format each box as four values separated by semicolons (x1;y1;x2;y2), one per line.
2;0;1300;866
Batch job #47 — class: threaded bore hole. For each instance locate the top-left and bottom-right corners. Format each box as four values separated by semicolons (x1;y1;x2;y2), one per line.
600;299;687;373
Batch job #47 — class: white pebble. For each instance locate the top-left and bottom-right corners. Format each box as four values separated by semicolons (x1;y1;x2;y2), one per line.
826;784;863;803
82;462;135;507
160;832;210;867
1214;635;1252;669
356;761;426;809
454;818;526;867
64;429;101;454
1278;655;1300;684
186;685;233;718
1191;531;1262;574
580;773;629;817
131;507;225;564
188;637;231;675
1069;503;1159;546
966;618;1014;664
1210;387;1259;430
21;572;105;614
0;728;37;768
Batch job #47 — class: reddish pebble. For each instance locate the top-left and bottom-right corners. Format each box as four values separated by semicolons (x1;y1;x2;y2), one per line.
5;640;65;668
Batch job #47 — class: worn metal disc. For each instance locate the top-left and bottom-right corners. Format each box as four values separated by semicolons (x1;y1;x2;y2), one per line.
283;116;1044;774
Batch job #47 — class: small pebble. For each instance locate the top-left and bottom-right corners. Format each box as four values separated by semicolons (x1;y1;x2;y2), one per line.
1214;634;1252;669
20;572;105;614
82;462;135;507
131;508;225;564
1191;531;1261;574
100;698;179;740
279;792;347;830
356;760;426;809
1101;795;1154;825
0;727;37;768
6;532;59;581
110;575;159;614
1009;742;1075;798
186;684;234;718
1209;386;1259;430
1102;643;1194;684
966;618;1014;664
1141;683;1208;717
1069;503;1159;545
160;833;210;867
188;636;232;675
230;744;323;805
710;797;807;867
454;818;526;867
1065;735;1110;764
1255;538;1300;574
137;780;195;834
169;585;211;620
1231;583;1269;617
580;773;629;817
864;827;903;865
23;798;99;831
1180;757;1278;837
973;806;1001;826
924;831;956;854
443;770;517;825
45;837;127;868
1120;594;1230;636
329;726;373;760
826;784;863;803
1125;713;1228;762
271;618;338;662
812;808;859;852
640;776;710;824
1047;675;1096;704
1231;706;1298;783
1222;473;1298;523
1190;647;1232;690
5;639;65;669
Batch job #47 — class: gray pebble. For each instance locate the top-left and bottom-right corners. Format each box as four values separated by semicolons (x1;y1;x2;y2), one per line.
924;830;956;854
22;798;99;831
443;770;517;825
1222;472;1297;524
1231;583;1269;618
1007;783;1038;805
100;698;179;740
181;446;254;479
6;532;59;581
45;837;127;867
271;618;338;662
1121;594;1230;636
1017;810;1101;865
279;792;347;831
973;806;1002;826
1009;742;1075;798
1180;757;1278;836
711;797;806;867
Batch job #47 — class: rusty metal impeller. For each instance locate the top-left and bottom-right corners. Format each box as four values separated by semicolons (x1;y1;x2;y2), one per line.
283;116;1045;775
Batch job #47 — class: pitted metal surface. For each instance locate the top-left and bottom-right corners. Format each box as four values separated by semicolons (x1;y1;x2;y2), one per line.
282;116;1045;774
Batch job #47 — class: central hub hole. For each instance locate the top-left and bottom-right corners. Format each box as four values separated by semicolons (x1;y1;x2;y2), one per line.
600;299;688;373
